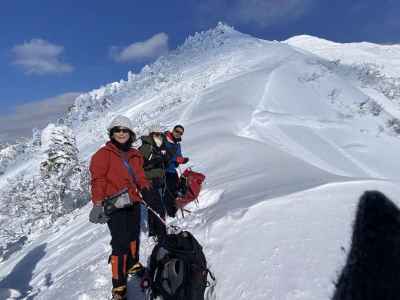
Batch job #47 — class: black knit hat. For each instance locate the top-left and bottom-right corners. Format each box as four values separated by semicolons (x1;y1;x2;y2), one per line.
173;124;184;132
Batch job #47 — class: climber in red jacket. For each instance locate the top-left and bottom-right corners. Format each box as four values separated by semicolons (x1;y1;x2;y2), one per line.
89;115;150;300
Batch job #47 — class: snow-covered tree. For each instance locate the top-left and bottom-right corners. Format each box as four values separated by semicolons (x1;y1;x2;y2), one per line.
0;124;90;261
39;124;89;213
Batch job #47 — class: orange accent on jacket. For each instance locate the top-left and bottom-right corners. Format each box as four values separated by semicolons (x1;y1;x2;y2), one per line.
89;142;150;204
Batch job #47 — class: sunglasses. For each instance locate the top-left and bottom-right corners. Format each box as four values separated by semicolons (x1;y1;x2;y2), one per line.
112;127;130;134
174;130;184;135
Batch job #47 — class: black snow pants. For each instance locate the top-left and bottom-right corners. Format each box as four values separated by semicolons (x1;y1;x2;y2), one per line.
142;179;166;239
165;171;179;217
107;204;141;288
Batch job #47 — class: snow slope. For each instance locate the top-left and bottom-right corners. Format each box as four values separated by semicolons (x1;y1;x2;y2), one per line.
286;35;400;77
286;35;400;124
1;24;400;299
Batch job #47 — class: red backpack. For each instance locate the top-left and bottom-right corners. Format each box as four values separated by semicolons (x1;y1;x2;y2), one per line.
176;168;206;209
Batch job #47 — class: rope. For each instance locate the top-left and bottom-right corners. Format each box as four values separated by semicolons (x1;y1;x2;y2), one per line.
140;198;180;232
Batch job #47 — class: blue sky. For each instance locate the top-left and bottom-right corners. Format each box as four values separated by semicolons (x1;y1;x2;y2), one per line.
1;0;399;141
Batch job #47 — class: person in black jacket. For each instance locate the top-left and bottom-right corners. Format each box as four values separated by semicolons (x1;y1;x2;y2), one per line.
139;127;170;239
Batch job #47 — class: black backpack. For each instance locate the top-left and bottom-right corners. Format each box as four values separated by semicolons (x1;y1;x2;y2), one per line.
146;231;214;300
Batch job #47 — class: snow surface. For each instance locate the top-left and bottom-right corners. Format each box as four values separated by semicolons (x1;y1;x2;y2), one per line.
2;24;400;299
286;35;400;78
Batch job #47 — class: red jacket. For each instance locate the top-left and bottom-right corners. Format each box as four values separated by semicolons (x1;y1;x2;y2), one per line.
89;142;150;205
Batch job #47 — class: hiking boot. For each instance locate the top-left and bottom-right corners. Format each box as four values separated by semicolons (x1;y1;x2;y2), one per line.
111;285;127;300
127;262;145;277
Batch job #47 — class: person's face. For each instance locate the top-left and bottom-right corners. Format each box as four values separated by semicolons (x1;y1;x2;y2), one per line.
152;132;162;139
112;127;130;144
172;127;184;139
152;132;163;144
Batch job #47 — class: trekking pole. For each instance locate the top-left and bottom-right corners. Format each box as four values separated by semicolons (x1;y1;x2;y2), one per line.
140;198;180;232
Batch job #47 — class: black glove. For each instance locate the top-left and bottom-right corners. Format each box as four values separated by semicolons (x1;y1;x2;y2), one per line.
89;205;109;224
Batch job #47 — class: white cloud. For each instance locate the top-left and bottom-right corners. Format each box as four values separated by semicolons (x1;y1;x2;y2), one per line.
12;39;74;75
196;0;315;28
0;92;81;142
110;33;169;63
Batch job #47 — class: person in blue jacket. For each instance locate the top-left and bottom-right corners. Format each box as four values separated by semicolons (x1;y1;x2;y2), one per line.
163;125;189;217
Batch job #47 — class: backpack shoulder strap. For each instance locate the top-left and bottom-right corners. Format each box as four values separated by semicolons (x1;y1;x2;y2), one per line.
120;154;139;187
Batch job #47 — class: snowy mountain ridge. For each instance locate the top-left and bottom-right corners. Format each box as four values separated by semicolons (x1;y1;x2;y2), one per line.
65;23;261;128
1;25;400;299
286;34;400;77
287;35;400;103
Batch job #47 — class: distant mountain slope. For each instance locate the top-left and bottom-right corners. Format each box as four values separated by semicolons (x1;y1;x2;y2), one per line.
286;35;400;77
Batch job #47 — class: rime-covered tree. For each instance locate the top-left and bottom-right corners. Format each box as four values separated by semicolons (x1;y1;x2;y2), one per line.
0;124;90;261
39;124;89;213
